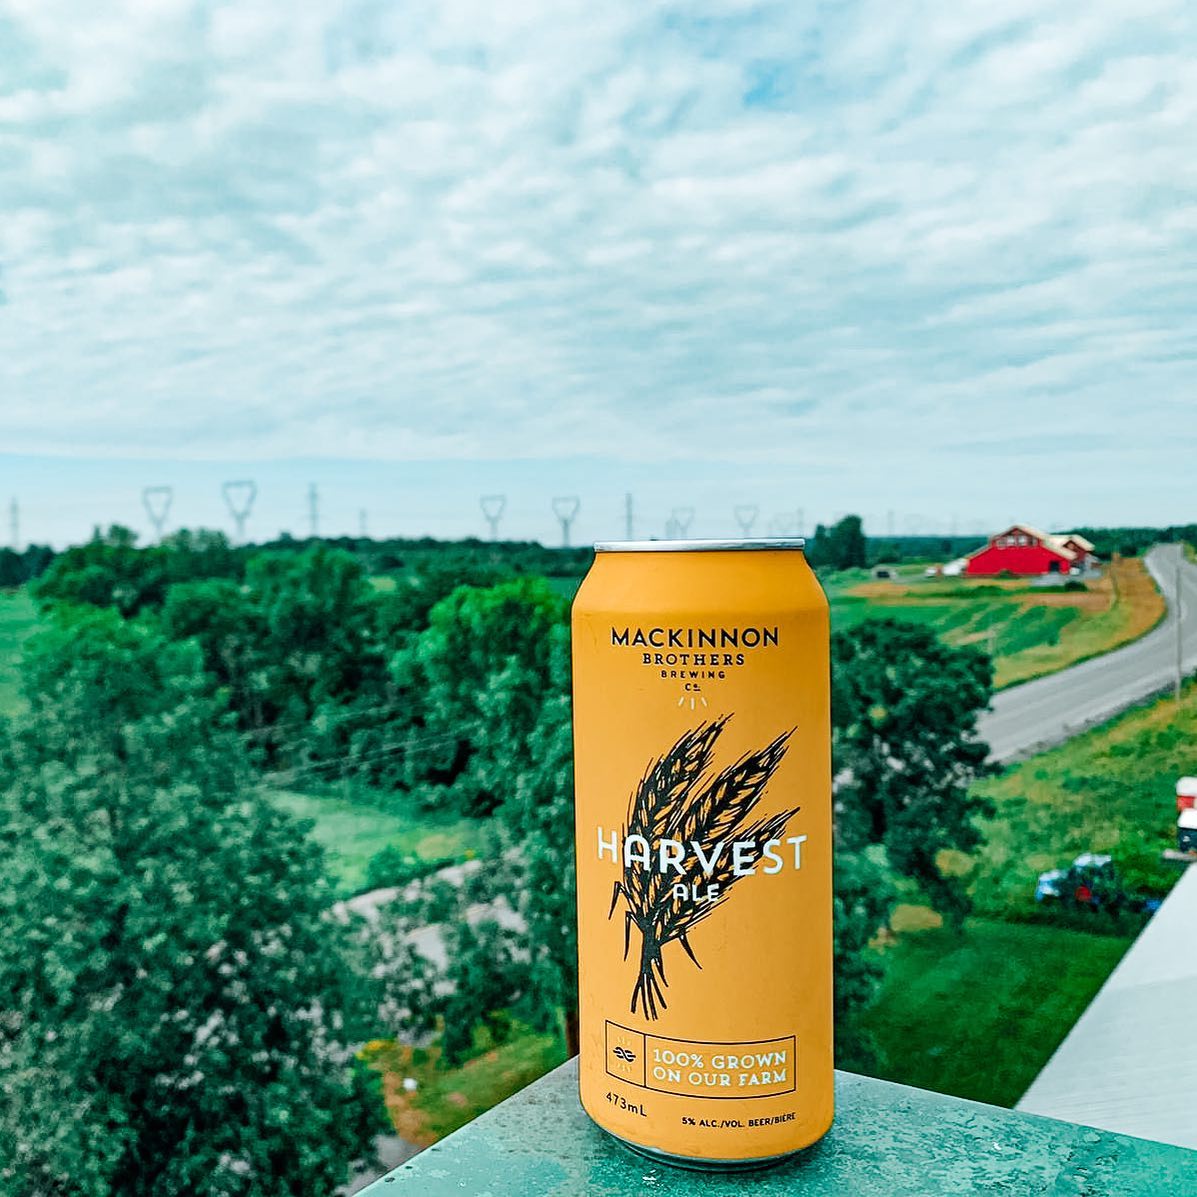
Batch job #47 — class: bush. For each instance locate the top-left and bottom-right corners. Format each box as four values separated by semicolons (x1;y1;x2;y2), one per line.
363;845;459;893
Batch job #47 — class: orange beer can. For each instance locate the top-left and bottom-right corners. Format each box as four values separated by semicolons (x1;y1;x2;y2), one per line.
571;538;833;1169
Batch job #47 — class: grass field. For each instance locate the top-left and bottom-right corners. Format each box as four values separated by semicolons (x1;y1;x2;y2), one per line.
265;788;482;894
829;556;1163;688
867;680;1196;1106
867;919;1131;1106
0;589;39;716
970;679;1197;914
366;1031;567;1145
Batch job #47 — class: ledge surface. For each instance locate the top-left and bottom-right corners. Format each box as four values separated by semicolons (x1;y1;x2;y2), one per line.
361;1058;1197;1196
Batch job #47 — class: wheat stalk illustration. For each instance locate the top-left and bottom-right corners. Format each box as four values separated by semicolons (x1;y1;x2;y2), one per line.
607;717;798;1019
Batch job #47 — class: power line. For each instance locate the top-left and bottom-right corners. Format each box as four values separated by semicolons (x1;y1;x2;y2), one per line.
308;482;319;539
551;496;580;547
734;505;758;536
480;495;506;541
222;480;257;543
142;486;173;542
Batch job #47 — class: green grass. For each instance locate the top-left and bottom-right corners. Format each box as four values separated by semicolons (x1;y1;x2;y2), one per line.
971;679;1197;915
367;1030;568;1145
829;557;1163;689
265;788;482;894
0;589;39;716
868;919;1131;1107
867;681;1197;1108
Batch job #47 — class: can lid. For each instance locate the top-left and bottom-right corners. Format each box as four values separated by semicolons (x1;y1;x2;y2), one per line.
594;537;806;553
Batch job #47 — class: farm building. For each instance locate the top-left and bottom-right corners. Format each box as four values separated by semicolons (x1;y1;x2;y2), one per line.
965;525;1096;577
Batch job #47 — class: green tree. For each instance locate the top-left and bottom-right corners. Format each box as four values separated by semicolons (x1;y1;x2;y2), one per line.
490;687;578;1053
395;577;569;814
832;618;995;928
0;608;384;1196
827;514;868;570
832;850;896;1070
438;919;529;1067
32;525;168;616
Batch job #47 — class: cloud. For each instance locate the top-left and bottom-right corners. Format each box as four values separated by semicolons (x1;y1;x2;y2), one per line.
0;0;1195;485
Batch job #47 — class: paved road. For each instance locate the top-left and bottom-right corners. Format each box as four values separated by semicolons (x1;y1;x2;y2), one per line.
979;544;1197;762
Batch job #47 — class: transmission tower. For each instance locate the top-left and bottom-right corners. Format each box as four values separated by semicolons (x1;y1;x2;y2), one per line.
625;492;634;541
359;508;368;540
734;504;758;536
8;497;18;551
222;480;258;543
552;496;580;547
307;482;319;539
768;512;797;536
672;507;694;537
480;494;506;541
142;486;173;542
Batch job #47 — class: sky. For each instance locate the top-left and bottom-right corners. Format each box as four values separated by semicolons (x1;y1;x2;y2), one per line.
2;0;1196;547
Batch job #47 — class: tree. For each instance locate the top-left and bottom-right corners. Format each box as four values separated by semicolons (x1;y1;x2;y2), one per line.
0;608;384;1196
827;515;868;570
490;687;579;1054
395;577;569;814
160;547;389;768
437;919;529;1067
32;525;168;616
832;850;896;1071
831;618;995;928
0;549;24;589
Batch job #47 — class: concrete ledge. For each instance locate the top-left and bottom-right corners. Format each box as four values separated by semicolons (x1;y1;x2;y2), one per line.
361;1058;1195;1195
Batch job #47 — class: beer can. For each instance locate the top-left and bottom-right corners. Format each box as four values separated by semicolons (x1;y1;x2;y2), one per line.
571;538;833;1169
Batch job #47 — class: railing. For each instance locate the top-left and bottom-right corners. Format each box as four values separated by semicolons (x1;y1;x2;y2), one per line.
361;1057;1195;1195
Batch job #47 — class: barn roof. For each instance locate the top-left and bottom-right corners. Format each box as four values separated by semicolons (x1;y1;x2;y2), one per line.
965;524;1078;560
1017;864;1197;1150
1057;532;1095;551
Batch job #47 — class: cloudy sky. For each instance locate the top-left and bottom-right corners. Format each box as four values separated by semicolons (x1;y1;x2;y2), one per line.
2;0;1196;546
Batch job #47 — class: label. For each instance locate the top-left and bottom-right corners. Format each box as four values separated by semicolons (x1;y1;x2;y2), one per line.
605;1023;797;1099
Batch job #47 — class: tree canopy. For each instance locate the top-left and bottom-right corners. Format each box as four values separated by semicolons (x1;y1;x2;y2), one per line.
0;608;383;1196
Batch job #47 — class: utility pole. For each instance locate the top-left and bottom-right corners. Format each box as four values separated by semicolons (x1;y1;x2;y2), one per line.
480;495;506;541
625;492;634;541
142;486;173;542
307;483;319;539
1177;546;1185;704
8;497;18;551
222;480;257;544
552;496;580;548
734;505;758;536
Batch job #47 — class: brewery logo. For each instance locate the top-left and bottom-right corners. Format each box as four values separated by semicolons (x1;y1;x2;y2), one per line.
612;1045;637;1063
603;715;800;1020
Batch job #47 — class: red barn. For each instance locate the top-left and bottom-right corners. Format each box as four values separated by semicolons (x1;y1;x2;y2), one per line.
965;524;1079;577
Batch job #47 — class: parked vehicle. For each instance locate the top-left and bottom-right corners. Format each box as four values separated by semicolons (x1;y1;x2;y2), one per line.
1035;853;1161;914
1179;808;1197;854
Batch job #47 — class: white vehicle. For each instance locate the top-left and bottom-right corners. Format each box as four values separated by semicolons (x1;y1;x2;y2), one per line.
943;558;968;577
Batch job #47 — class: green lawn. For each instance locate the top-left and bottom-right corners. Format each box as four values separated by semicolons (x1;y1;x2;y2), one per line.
971;679;1197;915
0;589;39;716
867;919;1131;1107
265;788;482;894
368;1031;568;1145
